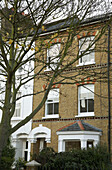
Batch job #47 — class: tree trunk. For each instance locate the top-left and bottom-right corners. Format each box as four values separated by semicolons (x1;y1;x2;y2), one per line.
0;74;13;164
0;118;11;164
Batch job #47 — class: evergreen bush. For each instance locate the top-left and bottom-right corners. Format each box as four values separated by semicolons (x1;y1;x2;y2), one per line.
0;140;15;170
33;145;110;170
14;158;26;170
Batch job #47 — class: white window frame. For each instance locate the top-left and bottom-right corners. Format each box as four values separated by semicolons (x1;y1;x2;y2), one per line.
46;43;60;71
13;92;21;118
13;103;21;117
16;40;35;75
43;89;59;119
77;84;94;117
78;36;95;66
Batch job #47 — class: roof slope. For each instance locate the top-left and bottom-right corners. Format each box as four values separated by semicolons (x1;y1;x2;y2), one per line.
57;120;102;132
39;12;112;35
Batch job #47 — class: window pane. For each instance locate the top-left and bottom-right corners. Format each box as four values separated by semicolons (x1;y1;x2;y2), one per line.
80;37;95;50
80;99;87;113
81;52;95;63
87;141;93;148
54;103;59;114
47;44;60;70
80;85;94;96
26;141;28;149
65;141;81;151
24;151;28;161
45;88;59;116
79;36;95;64
13;103;21;117
89;52;95;62
82;54;88;63
48;89;59;99
79;85;94;114
47;103;53;115
88;99;94;112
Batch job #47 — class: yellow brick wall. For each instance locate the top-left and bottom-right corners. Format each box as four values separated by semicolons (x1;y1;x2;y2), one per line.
31;118;111;153
31;23;112;155
33;77;110;120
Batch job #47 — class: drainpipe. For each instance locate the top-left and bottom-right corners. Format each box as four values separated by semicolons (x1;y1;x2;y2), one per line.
107;24;111;154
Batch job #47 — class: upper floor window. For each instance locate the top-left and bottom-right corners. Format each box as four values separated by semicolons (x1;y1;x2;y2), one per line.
78;84;94;116
45;89;59;118
47;44;60;70
79;36;95;65
13;103;21;117
13;92;21;117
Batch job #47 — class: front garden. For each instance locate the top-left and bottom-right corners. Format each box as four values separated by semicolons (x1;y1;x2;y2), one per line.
31;145;111;170
0;144;111;170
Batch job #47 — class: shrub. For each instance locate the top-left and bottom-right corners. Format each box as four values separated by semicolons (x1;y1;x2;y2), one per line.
32;147;56;166
33;145;110;170
0;140;15;170
14;158;26;170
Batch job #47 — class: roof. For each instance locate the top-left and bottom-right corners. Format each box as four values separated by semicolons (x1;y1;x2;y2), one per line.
38;16;78;34
57;120;102;132
39;12;112;35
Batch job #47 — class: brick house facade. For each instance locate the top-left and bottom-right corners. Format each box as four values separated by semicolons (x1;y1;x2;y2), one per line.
28;14;112;157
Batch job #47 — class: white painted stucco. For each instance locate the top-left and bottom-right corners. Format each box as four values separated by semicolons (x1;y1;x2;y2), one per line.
56;131;102;152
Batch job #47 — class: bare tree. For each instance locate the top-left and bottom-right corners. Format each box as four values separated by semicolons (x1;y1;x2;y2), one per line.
0;0;111;163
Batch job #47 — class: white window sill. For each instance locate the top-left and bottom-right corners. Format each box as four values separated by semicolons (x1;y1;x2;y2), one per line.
75;112;94;118
42;114;59;119
11;117;23;121
76;62;95;67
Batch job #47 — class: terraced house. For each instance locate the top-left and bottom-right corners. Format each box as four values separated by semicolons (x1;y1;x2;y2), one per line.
27;13;112;158
1;1;112;164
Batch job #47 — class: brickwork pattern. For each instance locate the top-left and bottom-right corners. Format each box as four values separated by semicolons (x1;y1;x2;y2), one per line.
31;23;112;155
